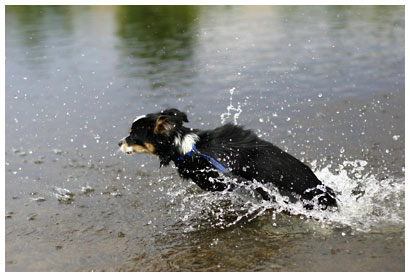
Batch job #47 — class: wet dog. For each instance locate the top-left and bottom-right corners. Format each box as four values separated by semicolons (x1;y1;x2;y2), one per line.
119;108;337;210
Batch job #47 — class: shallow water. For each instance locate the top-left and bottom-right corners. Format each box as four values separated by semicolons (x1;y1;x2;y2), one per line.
5;6;404;271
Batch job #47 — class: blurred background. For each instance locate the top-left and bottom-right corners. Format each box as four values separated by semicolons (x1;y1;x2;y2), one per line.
5;6;404;271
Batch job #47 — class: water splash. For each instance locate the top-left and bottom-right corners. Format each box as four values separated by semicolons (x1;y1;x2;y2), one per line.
52;187;75;204
165;159;404;233
312;160;405;232
220;87;242;125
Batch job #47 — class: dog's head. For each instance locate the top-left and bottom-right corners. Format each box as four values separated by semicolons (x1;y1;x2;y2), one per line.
118;108;189;162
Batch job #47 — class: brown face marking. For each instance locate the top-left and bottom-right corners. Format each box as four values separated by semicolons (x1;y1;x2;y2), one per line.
144;143;155;154
153;116;173;136
129;128;132;133
130;144;147;153
130;143;156;155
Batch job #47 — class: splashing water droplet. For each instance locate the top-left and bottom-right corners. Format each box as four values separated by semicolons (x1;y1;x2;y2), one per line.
220;87;242;125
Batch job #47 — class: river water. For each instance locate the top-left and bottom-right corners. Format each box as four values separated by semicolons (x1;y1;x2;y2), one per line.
5;6;404;271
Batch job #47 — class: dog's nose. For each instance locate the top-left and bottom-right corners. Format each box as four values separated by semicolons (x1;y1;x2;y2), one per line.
118;141;123;147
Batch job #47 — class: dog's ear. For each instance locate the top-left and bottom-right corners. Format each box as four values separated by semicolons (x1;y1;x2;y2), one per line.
154;116;174;136
161;108;188;123
154;109;188;136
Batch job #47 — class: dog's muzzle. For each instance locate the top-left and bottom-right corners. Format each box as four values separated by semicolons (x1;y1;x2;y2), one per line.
118;140;134;154
118;139;154;155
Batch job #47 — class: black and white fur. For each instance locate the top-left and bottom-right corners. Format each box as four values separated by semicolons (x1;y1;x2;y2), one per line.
119;108;337;210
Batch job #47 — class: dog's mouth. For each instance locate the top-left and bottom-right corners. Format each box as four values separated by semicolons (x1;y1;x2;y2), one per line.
118;140;156;155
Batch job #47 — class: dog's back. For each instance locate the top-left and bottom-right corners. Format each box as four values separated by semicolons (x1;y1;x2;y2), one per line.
196;123;337;209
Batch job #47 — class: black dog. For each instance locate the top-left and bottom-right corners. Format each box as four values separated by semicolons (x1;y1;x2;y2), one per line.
119;108;337;210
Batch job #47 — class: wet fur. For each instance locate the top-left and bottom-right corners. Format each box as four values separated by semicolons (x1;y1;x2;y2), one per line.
119;108;337;210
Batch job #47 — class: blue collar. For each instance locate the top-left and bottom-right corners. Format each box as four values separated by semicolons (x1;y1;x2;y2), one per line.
175;144;196;161
174;144;228;174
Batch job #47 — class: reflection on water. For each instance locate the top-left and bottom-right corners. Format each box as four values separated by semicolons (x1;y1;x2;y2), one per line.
5;6;404;271
116;6;199;89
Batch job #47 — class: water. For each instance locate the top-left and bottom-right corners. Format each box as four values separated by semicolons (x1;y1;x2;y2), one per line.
5;6;404;271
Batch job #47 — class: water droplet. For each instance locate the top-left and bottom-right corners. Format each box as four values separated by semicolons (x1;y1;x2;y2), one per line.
52;149;63;155
392;135;400;141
